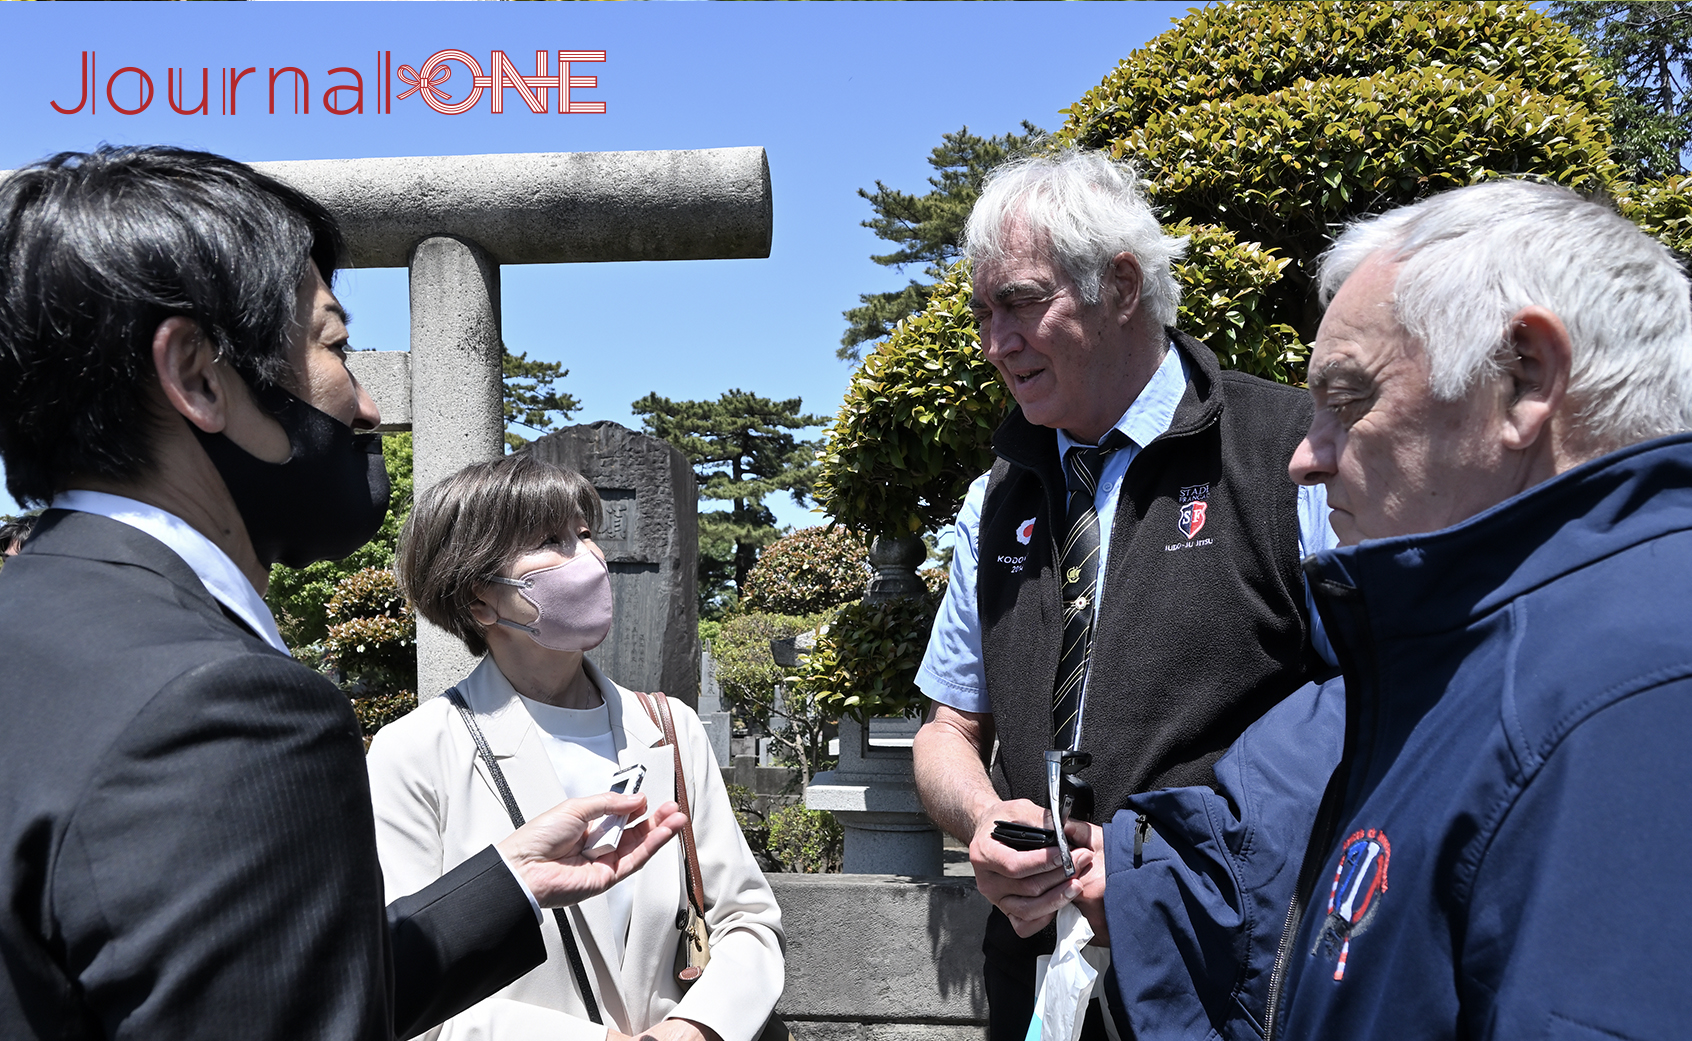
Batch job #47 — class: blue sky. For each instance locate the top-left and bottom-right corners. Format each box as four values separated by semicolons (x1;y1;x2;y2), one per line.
0;0;1196;527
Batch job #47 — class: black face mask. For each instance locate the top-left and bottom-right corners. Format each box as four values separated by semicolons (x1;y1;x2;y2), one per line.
192;379;391;568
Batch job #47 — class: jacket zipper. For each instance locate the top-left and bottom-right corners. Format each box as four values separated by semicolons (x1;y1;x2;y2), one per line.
1262;763;1349;1041
1261;897;1301;1041
1263;575;1371;1041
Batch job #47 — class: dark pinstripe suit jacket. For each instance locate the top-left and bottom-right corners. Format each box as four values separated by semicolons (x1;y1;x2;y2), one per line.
0;509;544;1039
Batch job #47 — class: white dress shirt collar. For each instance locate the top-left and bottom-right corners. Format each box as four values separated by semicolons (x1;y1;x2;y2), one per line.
51;489;291;655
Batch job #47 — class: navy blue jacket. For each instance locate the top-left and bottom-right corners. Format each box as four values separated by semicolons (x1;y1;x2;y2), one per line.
1101;677;1344;1041
1277;435;1692;1041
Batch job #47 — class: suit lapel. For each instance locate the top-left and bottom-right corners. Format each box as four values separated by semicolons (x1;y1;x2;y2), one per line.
460;658;676;1029
597;669;687;1022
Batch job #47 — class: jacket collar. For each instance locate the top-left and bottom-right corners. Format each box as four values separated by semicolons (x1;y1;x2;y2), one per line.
454;655;666;759
1305;433;1692;641
25;508;239;628
990;327;1221;476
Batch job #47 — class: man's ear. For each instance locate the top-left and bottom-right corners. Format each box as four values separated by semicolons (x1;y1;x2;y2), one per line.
1108;251;1144;327
1500;306;1572;452
151;316;228;434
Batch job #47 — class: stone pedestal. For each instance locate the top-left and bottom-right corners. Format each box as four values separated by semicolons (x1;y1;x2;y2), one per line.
770;873;989;1037
806;716;942;876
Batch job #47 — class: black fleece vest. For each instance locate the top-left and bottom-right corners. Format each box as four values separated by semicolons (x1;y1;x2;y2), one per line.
980;330;1319;819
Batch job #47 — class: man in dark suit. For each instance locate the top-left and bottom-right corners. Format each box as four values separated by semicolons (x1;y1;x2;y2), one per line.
0;146;682;1040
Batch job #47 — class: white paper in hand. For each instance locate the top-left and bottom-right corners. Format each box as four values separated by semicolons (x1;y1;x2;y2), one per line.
1024;904;1102;1041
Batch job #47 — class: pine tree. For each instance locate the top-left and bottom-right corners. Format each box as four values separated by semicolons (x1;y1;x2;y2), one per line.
631;390;824;615
1551;1;1692;179
840;123;1045;361
503;345;581;449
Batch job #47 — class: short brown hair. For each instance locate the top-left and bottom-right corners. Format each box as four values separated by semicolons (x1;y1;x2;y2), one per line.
397;453;602;657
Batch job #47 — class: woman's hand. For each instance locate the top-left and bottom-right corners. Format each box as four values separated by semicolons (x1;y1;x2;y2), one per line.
496;794;686;908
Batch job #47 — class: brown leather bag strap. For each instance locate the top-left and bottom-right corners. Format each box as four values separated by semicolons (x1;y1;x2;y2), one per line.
636;689;663;731
638;690;706;916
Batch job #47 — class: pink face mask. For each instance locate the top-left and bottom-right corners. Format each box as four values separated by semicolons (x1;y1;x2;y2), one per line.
488;551;614;652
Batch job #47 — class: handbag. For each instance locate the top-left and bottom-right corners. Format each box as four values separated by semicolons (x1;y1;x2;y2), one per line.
445;687;604;1026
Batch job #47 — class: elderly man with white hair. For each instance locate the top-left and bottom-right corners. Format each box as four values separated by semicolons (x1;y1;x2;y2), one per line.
1267;179;1692;1040
911;148;1338;1041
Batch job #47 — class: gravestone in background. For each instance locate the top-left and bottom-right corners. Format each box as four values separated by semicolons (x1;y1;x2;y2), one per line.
697;647;732;766
528;421;700;709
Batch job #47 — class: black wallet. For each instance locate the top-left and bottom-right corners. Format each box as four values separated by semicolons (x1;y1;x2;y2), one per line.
992;820;1059;851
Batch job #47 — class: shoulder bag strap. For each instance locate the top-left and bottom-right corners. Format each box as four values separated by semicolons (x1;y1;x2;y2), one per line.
445;687;602;1026
637;691;706;917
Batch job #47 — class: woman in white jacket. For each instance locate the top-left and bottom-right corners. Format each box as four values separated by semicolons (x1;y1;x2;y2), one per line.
368;454;784;1041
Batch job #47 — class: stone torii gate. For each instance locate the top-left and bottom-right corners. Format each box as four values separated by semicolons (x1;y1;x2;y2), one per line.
254;147;772;700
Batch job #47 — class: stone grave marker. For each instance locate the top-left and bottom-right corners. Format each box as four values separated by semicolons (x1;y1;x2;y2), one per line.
528;421;700;708
697;646;732;766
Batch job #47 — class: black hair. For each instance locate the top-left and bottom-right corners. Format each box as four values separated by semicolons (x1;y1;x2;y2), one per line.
0;514;35;554
0;145;345;506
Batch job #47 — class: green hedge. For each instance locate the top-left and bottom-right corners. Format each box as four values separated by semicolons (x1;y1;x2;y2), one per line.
790;588;944;723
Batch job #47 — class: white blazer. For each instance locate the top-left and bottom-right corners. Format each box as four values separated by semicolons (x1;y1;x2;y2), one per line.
367;657;785;1041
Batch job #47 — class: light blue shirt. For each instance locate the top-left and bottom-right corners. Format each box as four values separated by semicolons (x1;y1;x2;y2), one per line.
916;348;1338;713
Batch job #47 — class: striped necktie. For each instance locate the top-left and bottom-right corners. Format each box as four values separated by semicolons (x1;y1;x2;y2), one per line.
1052;430;1130;752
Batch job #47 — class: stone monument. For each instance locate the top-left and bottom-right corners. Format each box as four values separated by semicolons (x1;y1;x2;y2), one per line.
528;421;700;708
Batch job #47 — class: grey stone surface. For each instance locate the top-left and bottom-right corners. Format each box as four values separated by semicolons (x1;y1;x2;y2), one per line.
408;235;505;702
528;422;700;707
344;350;411;431
252;148;772;268
769;630;816;669
782;1022;985;1041
408;235;504;494
698;648;732;766
770;874;990;1025
724;755;802;800
864;534;927;604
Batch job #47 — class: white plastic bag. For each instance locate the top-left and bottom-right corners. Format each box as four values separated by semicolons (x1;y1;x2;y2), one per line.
1024;904;1111;1041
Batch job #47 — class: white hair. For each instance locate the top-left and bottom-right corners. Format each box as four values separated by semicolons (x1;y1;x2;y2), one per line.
963;148;1188;329
1318;179;1692;451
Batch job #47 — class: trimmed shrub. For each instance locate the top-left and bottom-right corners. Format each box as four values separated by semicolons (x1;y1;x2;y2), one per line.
710;610;836;780
790;589;944;722
1619;174;1692;255
741;526;871;616
817;266;1009;538
323;567;416;708
767;805;844;874
1057;0;1620;343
